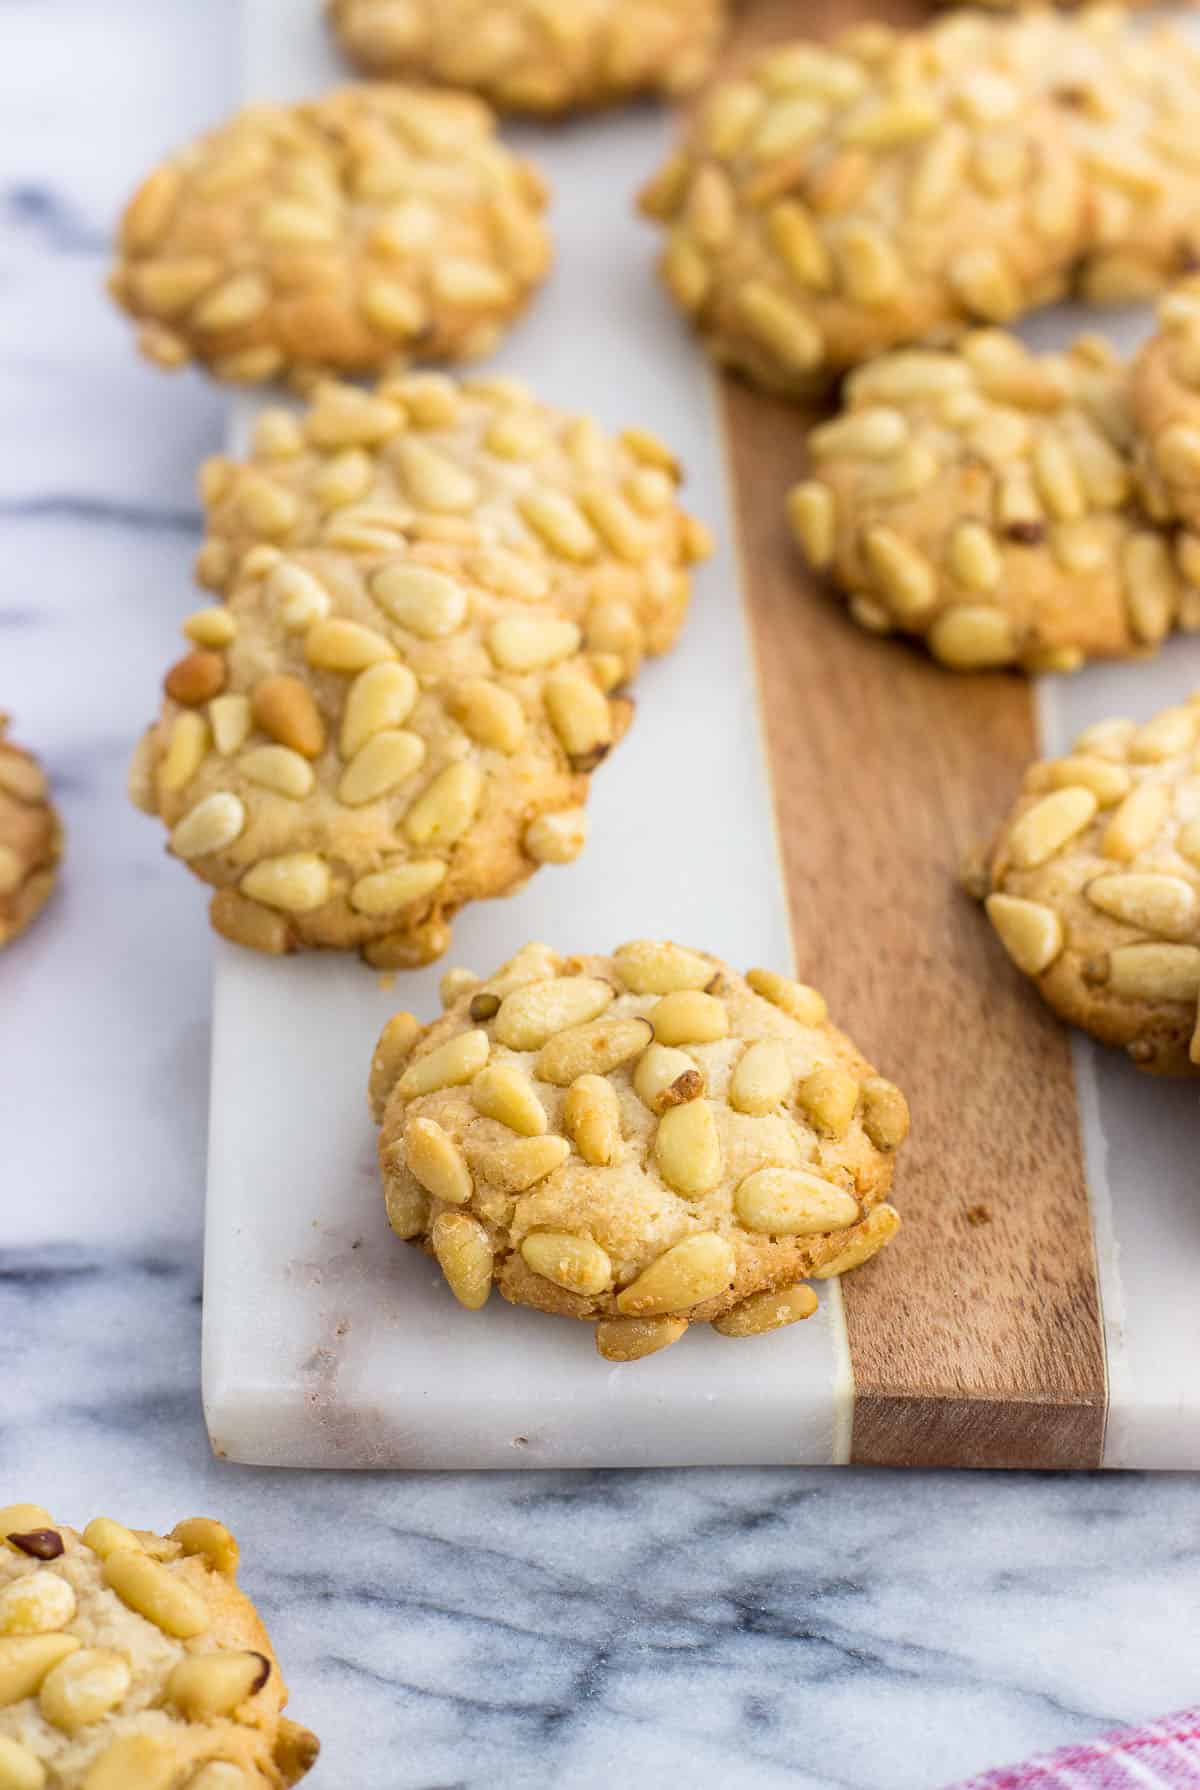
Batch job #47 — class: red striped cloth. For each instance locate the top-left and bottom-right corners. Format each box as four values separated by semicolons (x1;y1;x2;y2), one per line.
946;1710;1200;1788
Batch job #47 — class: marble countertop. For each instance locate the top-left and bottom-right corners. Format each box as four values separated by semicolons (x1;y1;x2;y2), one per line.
3;4;1198;1786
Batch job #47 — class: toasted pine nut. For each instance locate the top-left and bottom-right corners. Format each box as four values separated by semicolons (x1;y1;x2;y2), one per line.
102;1550;209;1638
240;853;331;913
536;1017;652;1086
655;1099;722;1194
399;1029;490;1099
521;1231;612;1297
810;1203;900;1278
616;1233;736;1316
746;969;827;1025
39;1649;132;1733
494;977;614;1050
595;1316;688;1362
563;1074;622;1165
0;1635;81;1708
166;1650;270;1720
431;1212;493;1309
795;1065;859;1139
734;1167;859;1235
650;990;728;1045
729;1040;792;1114
613;940;713;994
170;1517;239;1575
471;1064;547;1136
0;1574;75;1637
713;1283;819;1337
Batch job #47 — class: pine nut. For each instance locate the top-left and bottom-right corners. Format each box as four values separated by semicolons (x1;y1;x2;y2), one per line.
448;680;526;755
192;271;270;332
1041;756;1130;806
404;762;483;846
468;1132;570;1193
1123;534;1177;645
1129;707;1197;763
494;976;614;1050
268;562;330;632
170;792;246;859
373;564;469;637
1177;821;1200;869
340;662;418;760
121;163;180;249
182;606;236;649
524;807;588;865
234;473;299;539
351;860;446;916
240;853;330;913
395;438;479;513
251;674;325;757
521;1231;612;1297
239;745;315;800
0;1509;51;1548
613;940;713;994
0;1635;81;1706
305;618;396;672
650;990;728;1045
431;1211;493;1309
734;1167;859;1235
467;548;550;603
810;1203;900;1278
369;1011;420;1119
985;893;1065;975
170;1517;239;1575
542;671;612;766
634;1043;703;1113
836;224;902;304
39;1648;132;1732
399;1029;489;1099
518;490;597;561
405;1118;473;1205
746;969;827;1025
165;649;226;707
209;695;251;756
713;1282;819;1337
595;1315;687;1361
337;730;425;805
362;275;425;337
102;1550;209;1637
488;615;581;672
655;1098;722;1194
0;1573;75;1637
787;481;835;568
166;1650;269;1720
0;1737;44;1790
159;712;210;794
472;1064;547;1135
616;1233;736;1316
1102;785;1170;861
927;604;1016;669
536;1017;652;1086
562;1074;622;1165
80;1732;176;1790
80;1518;141;1559
796;1065;859;1138
1007;786;1097;869
1086;874;1197;937
729;1040;792;1115
734;281;823;371
383;1168;428;1240
948;520;1001;591
1107;944;1200;1002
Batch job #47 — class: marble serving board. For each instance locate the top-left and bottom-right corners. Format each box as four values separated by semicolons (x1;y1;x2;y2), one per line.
204;0;1200;1471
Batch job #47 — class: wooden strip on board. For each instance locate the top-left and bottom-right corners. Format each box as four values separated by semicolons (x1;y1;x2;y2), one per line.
716;0;1107;1468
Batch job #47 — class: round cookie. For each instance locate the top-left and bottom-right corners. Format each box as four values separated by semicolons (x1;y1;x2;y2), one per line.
639;14;1089;396
195;373;713;679
0;1505;318;1788
0;718;62;950
108;86;550;387
969;693;1200;1073
328;0;725;117
129;540;640;968
1130;280;1200;537
373;941;908;1360
787;330;1193;673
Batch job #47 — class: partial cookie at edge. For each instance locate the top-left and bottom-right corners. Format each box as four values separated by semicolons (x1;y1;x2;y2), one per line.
0;718;62;950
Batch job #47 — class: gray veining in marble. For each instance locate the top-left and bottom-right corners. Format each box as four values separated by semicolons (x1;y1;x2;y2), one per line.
1;5;1198;1786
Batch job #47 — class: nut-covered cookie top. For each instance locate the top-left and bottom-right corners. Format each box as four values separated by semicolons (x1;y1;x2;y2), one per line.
194;373;712;677
374;942;908;1361
1131;279;1200;536
0;719;61;951
328;0;725;116
789;330;1193;673
108;86;551;386
639;13;1089;395
0;1506;318;1789
972;692;1200;1073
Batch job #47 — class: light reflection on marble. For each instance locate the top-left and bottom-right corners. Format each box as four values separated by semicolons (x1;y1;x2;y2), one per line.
1;6;1198;1787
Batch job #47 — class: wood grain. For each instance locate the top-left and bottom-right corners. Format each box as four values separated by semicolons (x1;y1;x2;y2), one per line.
717;0;1108;1468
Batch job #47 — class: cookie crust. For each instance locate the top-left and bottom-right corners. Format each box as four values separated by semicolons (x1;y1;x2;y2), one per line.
0;719;62;950
374;942;908;1359
328;0;725;116
1130;280;1200;538
109;86;550;387
0;1507;318;1788
788;330;1192;673
971;694;1200;1074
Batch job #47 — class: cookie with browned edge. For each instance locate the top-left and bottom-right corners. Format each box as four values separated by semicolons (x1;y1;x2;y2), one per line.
0;718;61;950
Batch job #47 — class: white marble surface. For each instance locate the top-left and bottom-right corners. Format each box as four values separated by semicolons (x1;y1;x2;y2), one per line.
4;4;1200;1786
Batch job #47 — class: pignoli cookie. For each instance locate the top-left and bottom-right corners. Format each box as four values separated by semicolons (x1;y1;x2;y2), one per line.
788;330;1193;672
373;941;908;1359
108;86;550;387
129;540;641;967
195;373;712;681
639;13;1090;396
1130;280;1200;538
328;0;725;116
0;719;62;951
969;693;1200;1073
0;1506;318;1788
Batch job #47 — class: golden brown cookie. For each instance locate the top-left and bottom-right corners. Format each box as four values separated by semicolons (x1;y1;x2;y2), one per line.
0;719;62;950
328;0;725;116
787;330;1194;673
969;693;1200;1073
108;86;550;386
129;541;641;968
0;1505;317;1788
194;372;712;681
1130;280;1200;538
373;941;908;1359
639;14;1090;396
